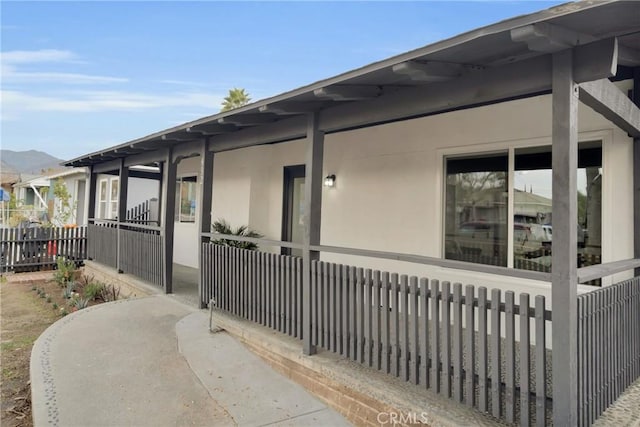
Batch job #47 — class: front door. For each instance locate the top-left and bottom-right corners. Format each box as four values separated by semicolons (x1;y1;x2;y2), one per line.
282;165;305;257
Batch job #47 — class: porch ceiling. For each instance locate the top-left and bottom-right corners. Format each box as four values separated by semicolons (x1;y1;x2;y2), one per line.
65;0;640;168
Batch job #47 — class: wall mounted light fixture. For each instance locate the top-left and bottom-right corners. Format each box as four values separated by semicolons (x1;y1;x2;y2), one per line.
324;174;336;187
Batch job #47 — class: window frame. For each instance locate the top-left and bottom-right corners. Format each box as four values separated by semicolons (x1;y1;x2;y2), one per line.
175;175;197;223
439;132;608;273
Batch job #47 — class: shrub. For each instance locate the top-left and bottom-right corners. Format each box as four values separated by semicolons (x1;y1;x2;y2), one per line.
212;219;263;250
54;257;77;287
84;282;105;301
52;303;58;309
99;283;121;302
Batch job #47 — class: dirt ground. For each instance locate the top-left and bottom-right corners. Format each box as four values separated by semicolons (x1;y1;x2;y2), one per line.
1;278;63;427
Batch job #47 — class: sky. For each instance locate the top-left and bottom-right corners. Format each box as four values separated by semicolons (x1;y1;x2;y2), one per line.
1;0;567;162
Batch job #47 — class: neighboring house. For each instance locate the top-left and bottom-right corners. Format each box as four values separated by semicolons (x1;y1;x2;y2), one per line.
64;2;640;426
10;168;89;226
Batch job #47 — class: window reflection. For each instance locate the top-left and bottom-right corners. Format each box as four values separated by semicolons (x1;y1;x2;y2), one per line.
445;153;508;267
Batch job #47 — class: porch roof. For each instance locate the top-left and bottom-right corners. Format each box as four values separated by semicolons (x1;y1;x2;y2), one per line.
65;0;640;168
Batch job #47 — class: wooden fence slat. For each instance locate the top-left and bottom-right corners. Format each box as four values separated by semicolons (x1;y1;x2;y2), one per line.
442;281;452;398
391;273;400;376
410;276;419;385
365;269;373;367
505;291;516;423
491;288;502;419
520;293;531;427
453;283;463;402
535;295;546;427
382;272;390;374
420;278;429;389
373;270;381;371
431;279;441;393
357;268;364;362
465;285;475;407
400;275;409;381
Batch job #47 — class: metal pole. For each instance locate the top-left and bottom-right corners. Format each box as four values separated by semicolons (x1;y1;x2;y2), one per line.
551;49;579;427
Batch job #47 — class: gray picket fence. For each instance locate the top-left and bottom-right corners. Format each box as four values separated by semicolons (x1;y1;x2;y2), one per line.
203;243;553;426
1;226;87;272
88;221;163;287
577;276;640;426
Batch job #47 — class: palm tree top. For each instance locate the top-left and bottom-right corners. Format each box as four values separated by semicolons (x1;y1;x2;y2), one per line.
221;88;251;112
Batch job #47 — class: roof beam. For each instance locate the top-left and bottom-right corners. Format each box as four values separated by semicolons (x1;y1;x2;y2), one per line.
161;132;197;142
392;61;464;82
511;22;640;67
123;148;169;168
187;124;237;135
92;159;122;174
314;85;381;101
218;114;277;126
259;102;325;115
579;78;640;137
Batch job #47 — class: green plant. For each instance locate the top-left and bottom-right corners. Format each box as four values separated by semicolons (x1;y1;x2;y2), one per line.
39;292;45;299
31;285;36;291
72;297;90;310
52;178;76;225
52;303;58;309
99;283;121;302
54;257;77;287
60;308;68;316
84;282;105;301
62;282;76;299
212;219;263;250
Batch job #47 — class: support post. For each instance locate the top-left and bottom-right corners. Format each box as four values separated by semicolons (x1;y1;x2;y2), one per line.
197;139;214;308
551;49;579;426
633;68;640;276
302;112;324;355
116;159;129;273
87;165;97;220
86;166;97;260
160;149;177;293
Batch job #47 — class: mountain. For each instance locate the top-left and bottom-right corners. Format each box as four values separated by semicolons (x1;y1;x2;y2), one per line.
0;150;65;175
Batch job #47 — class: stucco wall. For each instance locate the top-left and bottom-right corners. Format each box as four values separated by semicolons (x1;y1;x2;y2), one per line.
208;89;635;302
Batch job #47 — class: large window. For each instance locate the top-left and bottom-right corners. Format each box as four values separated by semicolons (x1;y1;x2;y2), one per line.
175;176;197;223
444;142;602;274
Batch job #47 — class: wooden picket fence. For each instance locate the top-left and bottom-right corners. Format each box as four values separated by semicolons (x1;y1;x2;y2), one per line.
0;226;87;272
202;243;554;426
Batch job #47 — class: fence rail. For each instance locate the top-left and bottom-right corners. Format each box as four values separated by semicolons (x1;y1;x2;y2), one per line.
1;226;87;272
203;243;553;426
578;276;640;426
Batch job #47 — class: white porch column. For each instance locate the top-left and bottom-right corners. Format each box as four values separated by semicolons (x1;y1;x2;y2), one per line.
160;148;177;293
197;139;214;308
551;49;579;426
302;112;324;356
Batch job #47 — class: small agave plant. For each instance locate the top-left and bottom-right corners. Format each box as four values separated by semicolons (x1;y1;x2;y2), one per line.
62;282;76;299
73;297;90;310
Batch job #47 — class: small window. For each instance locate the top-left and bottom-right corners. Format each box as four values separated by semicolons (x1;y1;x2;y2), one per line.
175;176;197;222
98;179;108;219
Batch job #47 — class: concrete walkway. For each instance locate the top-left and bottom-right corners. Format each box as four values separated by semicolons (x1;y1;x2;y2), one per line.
31;295;349;427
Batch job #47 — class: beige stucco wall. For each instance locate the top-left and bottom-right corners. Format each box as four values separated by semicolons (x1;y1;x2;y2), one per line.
207;88;635;303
